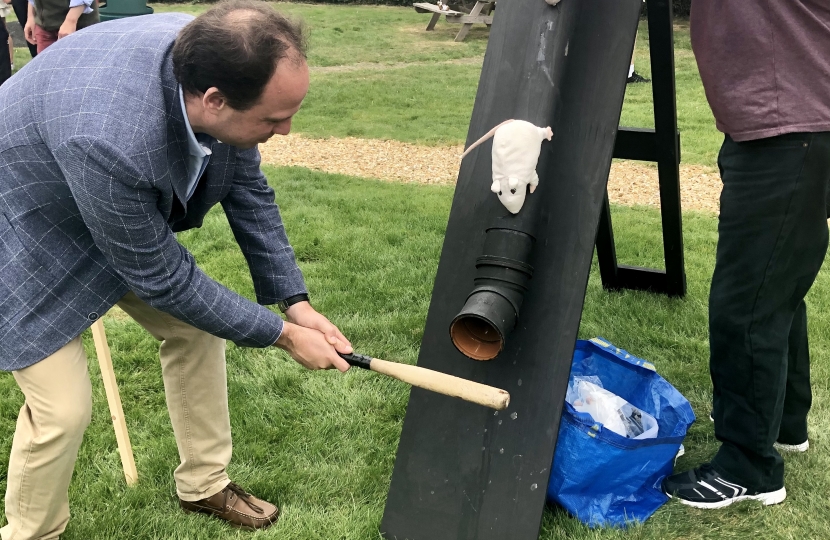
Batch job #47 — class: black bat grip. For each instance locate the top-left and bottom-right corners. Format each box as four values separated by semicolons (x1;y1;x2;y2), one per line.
339;352;373;370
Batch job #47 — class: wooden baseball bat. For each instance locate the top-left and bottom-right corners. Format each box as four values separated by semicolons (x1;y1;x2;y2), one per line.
340;352;510;410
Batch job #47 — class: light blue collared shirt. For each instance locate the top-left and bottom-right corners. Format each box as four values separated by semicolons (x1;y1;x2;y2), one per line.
28;0;94;15
178;86;213;201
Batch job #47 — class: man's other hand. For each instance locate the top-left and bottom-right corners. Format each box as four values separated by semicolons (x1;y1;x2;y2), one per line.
275;302;353;372
57;20;78;40
275;322;352;372
24;19;36;45
58;4;85;40
284;301;353;354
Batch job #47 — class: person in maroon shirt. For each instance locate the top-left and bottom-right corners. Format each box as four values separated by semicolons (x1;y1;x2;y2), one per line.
662;0;830;509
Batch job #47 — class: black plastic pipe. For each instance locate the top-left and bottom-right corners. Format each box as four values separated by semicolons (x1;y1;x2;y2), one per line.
450;214;537;360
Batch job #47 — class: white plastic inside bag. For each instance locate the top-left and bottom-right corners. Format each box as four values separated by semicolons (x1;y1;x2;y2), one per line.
566;378;658;440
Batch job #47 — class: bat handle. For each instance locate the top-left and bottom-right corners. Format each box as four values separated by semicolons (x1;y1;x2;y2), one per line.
339;352;373;370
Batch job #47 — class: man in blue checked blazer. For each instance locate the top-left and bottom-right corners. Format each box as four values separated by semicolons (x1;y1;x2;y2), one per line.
0;1;354;536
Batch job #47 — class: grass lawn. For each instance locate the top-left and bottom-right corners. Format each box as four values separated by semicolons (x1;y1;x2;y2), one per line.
4;3;827;540
1;169;827;539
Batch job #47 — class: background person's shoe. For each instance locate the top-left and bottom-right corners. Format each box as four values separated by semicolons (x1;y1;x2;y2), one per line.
180;482;280;530
626;71;650;84
662;464;786;509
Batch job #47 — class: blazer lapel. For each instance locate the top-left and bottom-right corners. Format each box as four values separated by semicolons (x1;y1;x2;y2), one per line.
163;58;192;211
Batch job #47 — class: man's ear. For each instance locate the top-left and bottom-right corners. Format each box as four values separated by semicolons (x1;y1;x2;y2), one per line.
202;87;227;116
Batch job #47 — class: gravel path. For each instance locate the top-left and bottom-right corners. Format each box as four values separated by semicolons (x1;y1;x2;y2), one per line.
260;134;722;214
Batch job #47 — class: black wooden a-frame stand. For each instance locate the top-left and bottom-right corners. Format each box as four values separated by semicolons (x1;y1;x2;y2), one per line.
596;0;686;297
380;0;649;539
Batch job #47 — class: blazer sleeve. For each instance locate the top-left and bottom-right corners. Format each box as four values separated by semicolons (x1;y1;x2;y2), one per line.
53;136;285;348
221;146;307;305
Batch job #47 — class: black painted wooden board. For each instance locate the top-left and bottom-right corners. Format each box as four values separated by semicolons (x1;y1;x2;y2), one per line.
380;0;644;539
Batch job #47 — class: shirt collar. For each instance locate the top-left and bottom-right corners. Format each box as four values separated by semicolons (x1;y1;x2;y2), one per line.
178;85;213;161
178;86;214;201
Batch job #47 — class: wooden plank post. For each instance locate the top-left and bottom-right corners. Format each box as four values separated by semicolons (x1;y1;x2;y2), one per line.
453;0;487;41
426;12;441;30
90;318;138;486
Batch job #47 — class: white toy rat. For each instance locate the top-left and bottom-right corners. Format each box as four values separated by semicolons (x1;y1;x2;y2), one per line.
460;119;553;214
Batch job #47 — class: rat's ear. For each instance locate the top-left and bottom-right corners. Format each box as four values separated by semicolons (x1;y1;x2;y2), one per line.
543;126;553;141
491;179;501;193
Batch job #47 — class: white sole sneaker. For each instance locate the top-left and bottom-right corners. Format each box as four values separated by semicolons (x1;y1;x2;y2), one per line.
774;440;809;453
670;486;787;509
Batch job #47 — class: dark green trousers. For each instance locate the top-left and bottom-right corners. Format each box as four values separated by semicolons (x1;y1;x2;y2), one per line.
709;132;830;491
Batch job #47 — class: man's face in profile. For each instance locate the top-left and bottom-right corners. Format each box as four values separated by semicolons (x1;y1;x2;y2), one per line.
212;56;309;149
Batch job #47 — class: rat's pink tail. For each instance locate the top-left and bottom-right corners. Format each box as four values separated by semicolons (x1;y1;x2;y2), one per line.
460;119;515;160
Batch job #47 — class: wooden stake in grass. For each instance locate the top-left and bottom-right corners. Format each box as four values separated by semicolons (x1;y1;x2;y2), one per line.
90;318;138;486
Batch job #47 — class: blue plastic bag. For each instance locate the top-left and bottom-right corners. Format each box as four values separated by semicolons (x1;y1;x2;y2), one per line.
546;338;696;527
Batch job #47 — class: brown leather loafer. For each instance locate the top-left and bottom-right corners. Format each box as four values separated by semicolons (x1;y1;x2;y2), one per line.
179;482;280;530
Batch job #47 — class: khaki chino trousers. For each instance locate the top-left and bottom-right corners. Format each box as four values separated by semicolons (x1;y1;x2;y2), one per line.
2;292;232;540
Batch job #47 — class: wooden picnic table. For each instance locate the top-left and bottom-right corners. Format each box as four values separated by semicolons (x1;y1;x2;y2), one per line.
413;0;495;42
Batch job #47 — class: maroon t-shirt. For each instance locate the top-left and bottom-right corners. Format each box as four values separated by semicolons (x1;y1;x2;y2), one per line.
690;0;830;142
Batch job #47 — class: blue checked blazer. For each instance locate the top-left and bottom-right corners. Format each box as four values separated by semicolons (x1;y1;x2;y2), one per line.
0;14;307;371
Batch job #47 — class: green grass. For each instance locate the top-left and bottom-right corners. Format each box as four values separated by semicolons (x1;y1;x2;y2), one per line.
9;5;721;165
1;169;828;539
294;62;481;144
151;2;490;67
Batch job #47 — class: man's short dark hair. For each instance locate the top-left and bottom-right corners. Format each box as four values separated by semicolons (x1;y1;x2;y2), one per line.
172;0;307;111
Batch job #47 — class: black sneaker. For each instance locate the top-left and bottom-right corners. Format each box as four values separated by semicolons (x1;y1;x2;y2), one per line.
627;71;650;84
662;464;786;509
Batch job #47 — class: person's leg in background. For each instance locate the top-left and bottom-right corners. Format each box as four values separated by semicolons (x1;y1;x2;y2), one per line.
627;35;649;84
709;132;830;492
1;337;93;540
6;24;13;72
33;25;56;54
11;0;36;58
0;18;10;85
627;0;649;84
